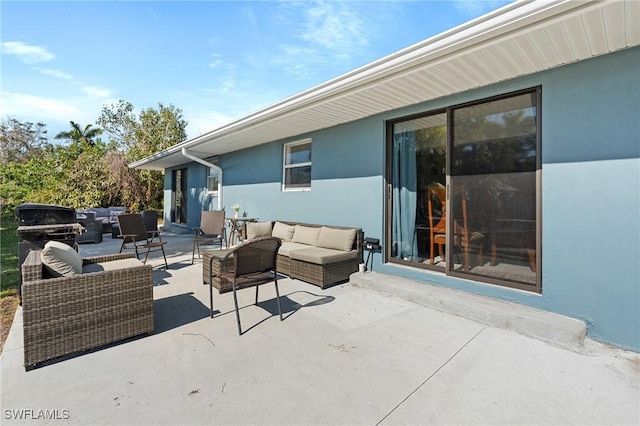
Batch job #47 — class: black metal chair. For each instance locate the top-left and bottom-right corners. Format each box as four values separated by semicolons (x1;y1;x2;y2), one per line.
209;236;282;335
117;213;168;268
192;210;226;264
141;210;161;241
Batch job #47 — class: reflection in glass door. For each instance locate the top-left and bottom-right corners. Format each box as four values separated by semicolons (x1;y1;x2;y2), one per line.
389;112;447;269
387;88;540;291
450;91;538;286
172;168;188;224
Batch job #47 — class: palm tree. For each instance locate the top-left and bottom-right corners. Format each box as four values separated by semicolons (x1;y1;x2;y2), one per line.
54;121;103;146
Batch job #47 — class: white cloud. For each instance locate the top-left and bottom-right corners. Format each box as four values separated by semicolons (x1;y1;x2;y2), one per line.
274;44;326;79
218;76;236;93
272;1;372;80
452;0;509;17
81;86;113;99
0;91;106;137
1;41;55;64
185;110;238;138
209;53;224;68
37;68;73;80
0;91;79;121
298;2;368;52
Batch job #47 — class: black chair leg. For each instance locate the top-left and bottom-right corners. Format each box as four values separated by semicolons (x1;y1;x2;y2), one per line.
209;258;215;318
232;280;242;335
274;277;283;321
160;246;168;269
209;282;214;318
255;285;259;305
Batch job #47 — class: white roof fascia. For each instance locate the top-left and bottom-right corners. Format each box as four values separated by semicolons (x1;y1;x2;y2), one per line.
130;0;634;170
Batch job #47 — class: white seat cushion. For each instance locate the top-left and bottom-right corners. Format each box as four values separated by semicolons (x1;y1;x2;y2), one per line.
289;247;358;265
278;242;312;257
82;258;145;274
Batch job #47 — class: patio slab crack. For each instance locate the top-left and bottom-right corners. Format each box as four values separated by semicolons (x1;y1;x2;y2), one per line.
375;327;486;425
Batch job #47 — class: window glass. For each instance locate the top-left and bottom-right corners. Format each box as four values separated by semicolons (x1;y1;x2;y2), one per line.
390;113;446;268
207;168;219;193
285;142;311;165
451;92;537;286
283;140;311;190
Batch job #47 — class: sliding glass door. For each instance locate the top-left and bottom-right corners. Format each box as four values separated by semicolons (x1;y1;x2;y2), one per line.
171;168;188;224
387;88;540;291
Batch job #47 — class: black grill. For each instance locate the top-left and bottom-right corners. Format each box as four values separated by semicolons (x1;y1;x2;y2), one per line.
15;203;83;300
15;203;75;226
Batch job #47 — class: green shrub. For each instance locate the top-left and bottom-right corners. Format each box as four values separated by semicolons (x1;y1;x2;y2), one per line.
0;213;19;296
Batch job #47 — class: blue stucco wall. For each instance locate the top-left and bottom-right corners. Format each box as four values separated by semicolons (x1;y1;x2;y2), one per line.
165;47;639;350
376;47;640;350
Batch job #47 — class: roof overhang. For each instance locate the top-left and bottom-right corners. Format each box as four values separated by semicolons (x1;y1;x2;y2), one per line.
132;0;640;171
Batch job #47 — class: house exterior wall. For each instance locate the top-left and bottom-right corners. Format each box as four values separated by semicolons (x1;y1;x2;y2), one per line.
164;47;639;350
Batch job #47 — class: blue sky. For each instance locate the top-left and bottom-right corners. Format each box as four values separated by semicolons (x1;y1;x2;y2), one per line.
1;0;511;141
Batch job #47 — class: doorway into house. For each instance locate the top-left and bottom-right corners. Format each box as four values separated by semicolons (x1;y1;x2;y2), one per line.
171;168;188;224
386;88;541;292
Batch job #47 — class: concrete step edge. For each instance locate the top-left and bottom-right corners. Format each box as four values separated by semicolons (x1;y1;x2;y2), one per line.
349;271;586;351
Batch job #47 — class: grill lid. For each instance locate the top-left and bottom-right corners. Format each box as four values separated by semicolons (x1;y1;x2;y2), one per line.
15;203;76;226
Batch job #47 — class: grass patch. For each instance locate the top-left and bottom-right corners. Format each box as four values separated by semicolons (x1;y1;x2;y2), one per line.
1;213;19;297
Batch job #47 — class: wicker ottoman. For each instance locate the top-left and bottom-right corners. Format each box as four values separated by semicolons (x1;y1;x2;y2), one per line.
202;249;234;293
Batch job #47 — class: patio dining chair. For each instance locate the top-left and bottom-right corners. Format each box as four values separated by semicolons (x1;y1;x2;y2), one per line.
427;184;447;265
141;210;161;241
192;210;226;264
209;236;283;335
117;213;168;269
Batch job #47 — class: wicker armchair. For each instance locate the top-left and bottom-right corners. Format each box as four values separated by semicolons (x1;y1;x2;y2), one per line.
209;236;282;335
21;250;154;369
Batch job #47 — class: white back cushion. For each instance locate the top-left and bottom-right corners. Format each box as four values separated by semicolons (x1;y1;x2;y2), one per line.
272;222;295;242
291;225;321;246
316;227;357;252
41;240;83;277
246;221;273;240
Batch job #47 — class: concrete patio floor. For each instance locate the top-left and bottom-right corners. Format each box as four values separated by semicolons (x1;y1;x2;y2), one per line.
1;232;638;425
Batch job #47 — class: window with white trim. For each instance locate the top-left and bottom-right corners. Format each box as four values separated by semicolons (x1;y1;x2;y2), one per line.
283;139;311;191
207;168;219;195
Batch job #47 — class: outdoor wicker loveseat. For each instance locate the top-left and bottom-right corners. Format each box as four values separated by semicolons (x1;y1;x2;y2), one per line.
204;221;363;291
268;221;363;288
21;242;154;369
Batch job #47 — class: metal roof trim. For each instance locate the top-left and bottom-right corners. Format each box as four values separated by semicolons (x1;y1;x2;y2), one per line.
131;0;632;170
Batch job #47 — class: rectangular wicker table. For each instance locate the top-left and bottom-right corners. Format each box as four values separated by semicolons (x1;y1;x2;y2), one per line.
202;249;234;293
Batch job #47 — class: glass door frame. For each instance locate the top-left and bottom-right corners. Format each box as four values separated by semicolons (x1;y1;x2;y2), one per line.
385;87;542;293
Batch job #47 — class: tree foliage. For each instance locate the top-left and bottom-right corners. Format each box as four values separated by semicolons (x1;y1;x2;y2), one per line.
98;100;187;209
0;117;50;164
98;100;187;161
54;121;103;146
1;102;187;215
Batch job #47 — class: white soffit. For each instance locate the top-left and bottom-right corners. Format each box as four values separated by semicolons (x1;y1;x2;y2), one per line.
132;0;640;171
